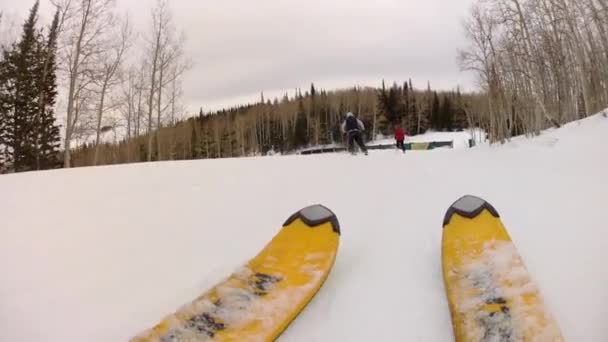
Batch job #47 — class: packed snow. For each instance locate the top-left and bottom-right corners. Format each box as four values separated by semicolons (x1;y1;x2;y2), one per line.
455;240;563;341
299;128;480;154
1;112;607;341
369;128;481;150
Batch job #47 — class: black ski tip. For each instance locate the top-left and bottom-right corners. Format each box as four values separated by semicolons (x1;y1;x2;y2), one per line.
283;204;341;235
443;195;500;227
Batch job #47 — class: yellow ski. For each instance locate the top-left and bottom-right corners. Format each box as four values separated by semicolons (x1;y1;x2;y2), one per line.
441;195;563;341
131;204;340;342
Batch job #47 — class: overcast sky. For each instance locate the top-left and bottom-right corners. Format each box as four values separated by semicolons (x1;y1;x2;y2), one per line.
2;0;478;114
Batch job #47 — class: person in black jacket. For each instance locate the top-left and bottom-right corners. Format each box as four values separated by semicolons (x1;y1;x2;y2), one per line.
341;112;368;155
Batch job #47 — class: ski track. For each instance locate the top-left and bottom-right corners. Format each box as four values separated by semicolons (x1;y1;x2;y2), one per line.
0;114;607;341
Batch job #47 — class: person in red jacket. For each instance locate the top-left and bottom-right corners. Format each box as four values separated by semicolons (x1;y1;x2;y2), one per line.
394;125;406;153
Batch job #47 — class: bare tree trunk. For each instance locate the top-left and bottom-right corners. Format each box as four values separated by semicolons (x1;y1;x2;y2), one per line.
147;60;159;161
126;76;133;140
509;0;560;127
146;1;166;161
587;0;608;106
205;126;210;157
93;82;108;164
156;58;164;160
559;0;590;117
63;0;93;168
372;103;377;140
240;120;245;156
136;79;142;136
170;69;177;124
214;120;221;158
92;18;129;165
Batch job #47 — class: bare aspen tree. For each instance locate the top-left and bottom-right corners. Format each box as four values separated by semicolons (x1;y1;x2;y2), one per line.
144;0;167;161
120;68;136;140
155;53;165;159
93;16;131;165
461;0;608;143
168;63;184;125
142;0;187;162
505;0;558;126
552;0;590;117
135;65;146;137
167;64;182;160
155;36;187;160
459;4;500;138
71;82;97;145
55;0;116;167
586;0;608;104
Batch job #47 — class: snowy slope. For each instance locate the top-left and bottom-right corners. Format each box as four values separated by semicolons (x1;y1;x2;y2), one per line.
369;129;480;149
1;113;607;341
300;128;481;154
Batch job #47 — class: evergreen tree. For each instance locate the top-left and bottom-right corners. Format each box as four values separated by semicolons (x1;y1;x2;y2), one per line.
0;1;60;172
409;79;426;135
221;112;237;156
403;81;416;134
268;117;283;153
293;97;308;148
6;1;41;171
452;89;468;130
378;81;402;133
415;80;432;135
318;93;331;145
34;8;61;170
440;95;453;131
0;46;14;171
309;82;318;145
190;120;199;159
430;91;441;130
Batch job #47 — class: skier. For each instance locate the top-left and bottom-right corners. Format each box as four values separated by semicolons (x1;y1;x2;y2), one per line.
394;124;406;153
341;112;368;155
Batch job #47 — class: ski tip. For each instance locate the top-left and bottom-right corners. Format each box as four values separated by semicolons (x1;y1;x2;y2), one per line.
284;204;341;235
443;195;500;227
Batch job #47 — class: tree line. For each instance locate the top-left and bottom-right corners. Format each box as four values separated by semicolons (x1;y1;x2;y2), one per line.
68;81;474;166
0;0;189;173
4;0;606;172
459;0;608;143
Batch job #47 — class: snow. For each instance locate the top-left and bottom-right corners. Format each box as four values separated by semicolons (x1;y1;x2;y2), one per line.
1;112;607;341
369;128;480;150
456;240;563;341
300;128;481;153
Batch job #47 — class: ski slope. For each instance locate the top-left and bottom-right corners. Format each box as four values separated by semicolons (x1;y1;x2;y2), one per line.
299;128;481;154
368;128;482;150
1;112;607;341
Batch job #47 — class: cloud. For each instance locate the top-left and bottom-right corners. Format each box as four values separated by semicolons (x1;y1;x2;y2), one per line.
4;0;477;113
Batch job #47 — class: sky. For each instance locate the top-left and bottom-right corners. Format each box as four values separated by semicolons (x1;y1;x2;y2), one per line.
2;0;478;115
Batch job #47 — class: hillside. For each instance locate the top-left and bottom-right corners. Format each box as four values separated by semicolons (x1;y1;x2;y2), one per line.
0;111;607;341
